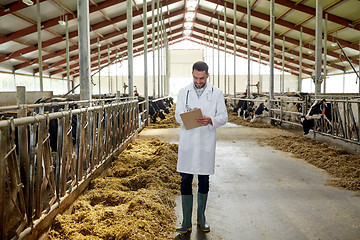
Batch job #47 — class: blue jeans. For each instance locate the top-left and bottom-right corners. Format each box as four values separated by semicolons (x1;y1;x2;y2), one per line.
180;173;209;195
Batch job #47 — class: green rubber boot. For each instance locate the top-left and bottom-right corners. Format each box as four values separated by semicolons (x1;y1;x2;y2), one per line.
197;192;210;232
176;195;193;233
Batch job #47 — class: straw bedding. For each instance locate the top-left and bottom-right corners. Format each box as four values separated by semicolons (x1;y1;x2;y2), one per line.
49;138;180;240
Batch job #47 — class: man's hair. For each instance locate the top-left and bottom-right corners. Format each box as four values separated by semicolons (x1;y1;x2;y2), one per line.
192;61;209;74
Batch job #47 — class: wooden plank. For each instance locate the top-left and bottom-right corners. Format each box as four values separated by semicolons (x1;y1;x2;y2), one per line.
97;108;104;164
90;110;97;168
60;115;69;197
35;119;45;219
55;118;63;200
17;87;30;225
113;106;119;149
120;104;124;143
20;133;138;240
75;114;81;185
67;112;75;190
84;111;90;175
28;123;37;227
41;124;56;208
0;128;8;240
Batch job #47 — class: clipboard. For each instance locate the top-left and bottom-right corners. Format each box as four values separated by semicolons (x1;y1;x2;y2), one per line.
180;108;203;130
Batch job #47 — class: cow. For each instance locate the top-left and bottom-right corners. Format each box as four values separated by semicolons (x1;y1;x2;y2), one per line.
301;99;332;135
149;101;165;122
243;101;255;120
34;97;78;152
250;102;270;122
155;99;170;114
165;97;174;108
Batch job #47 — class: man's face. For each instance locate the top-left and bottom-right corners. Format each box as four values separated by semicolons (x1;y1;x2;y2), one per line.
193;69;209;89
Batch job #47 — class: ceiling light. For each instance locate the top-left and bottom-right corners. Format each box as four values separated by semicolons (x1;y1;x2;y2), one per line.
290;56;294;60
184;22;193;29
22;0;34;6
185;12;195;21
331;42;337;47
307;50;312;54
187;0;197;10
58;20;66;26
184;30;192;36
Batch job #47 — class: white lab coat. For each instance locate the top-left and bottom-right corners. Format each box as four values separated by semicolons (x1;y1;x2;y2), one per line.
175;83;228;175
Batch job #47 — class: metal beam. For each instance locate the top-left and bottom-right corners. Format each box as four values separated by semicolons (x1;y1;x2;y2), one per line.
77;0;92;101
127;0;133;97
314;0;323;96
269;0;274;99
195;9;345;71
204;0;358;51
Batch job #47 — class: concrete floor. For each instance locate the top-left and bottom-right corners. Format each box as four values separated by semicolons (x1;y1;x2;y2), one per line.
138;123;360;240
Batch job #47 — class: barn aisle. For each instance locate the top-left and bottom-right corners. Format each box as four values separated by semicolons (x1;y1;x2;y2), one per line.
138;123;360;240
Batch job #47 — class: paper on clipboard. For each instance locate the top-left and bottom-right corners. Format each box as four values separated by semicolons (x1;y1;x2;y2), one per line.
180;108;203;130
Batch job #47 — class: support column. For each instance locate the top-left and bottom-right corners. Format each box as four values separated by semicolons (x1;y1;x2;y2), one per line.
217;15;220;89
12;69;16;90
166;37;170;96
212;25;215;85
224;2;227;95
37;0;43;92
152;0;155;98
269;0;275;101
77;0;92;101
233;0;236;97
157;0;160;98
323;13;328;93
97;37;101;94
281;36;285;93
247;0;251;96
299;27;303;92
65;15;70;93
127;0;134;97
108;44;111;94
259;49;262;93
144;0;149;124
115;50;118;92
314;0;323;96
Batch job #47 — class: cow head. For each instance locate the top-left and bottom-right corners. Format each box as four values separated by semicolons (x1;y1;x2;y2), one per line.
300;115;314;135
306;99;330;120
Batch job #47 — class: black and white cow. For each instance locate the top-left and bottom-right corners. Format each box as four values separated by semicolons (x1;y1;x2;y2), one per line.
155;100;170;114
301;99;332;135
250;102;270;122
34;97;78;152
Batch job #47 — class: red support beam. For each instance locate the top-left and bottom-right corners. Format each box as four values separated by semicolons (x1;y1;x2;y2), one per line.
191;27;312;76
195;9;345;71
275;0;360;31
10;4;185;72
35;18;185;74
50;27;184;76
205;0;359;52
0;0;47;17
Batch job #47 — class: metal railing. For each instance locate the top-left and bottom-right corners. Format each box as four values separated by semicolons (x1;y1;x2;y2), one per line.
0;98;138;239
225;94;360;144
0;94;173;239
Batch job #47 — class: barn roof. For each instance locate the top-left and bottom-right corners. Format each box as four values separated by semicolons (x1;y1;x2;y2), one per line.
0;0;359;80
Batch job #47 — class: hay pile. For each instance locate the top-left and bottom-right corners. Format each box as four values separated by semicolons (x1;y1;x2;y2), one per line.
146;105;180;129
263;135;360;192
49;139;180;240
227;110;273;128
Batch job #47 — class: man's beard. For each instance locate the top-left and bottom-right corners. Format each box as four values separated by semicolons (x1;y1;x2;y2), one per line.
195;82;206;88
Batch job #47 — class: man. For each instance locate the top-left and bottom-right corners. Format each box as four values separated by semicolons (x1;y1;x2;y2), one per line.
175;61;228;233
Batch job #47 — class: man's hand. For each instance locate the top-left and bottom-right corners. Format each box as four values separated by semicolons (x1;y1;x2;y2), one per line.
196;116;213;126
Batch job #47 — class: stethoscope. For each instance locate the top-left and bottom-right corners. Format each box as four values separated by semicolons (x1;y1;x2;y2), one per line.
185;87;213;112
